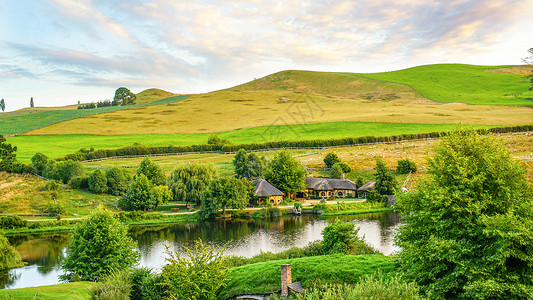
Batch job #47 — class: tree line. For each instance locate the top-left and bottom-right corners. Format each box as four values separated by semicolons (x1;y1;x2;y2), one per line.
78;87;136;109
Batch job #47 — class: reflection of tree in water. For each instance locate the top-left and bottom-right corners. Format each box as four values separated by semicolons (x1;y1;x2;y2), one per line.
10;233;71;275
0;270;20;289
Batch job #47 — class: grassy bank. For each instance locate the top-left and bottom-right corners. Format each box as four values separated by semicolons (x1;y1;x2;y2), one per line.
221;254;396;299
0;282;94;300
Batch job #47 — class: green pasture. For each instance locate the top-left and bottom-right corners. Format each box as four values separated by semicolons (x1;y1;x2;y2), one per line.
7;122;492;163
0;95;189;135
355;64;533;106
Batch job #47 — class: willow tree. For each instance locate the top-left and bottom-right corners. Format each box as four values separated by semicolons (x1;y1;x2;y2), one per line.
396;127;533;299
167;163;217;204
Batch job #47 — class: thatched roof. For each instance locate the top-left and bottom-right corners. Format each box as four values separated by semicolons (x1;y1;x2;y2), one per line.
251;178;284;197
305;177;357;191
357;181;376;192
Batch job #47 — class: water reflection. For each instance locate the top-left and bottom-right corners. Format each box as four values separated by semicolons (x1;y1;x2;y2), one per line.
1;212;400;289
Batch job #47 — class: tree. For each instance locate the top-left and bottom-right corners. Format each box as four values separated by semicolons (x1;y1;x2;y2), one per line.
523;47;533;91
0;134;17;172
0;231;23;271
322;218;376;255
31;152;49;175
246;153;263;179
61;206;140;282
153;185;173;209
233;149;248;178
207;135;229;146
374;158;397;196
396;127;533;299
265;150;305;198
106;167;131;196
56;160;85;184
397;158;417;174
323;152;340;168
137;157;166;186
233;149;263;179
330;164;343;179
113;87;136;106
89;169;108;194
120;174;157;211
200;177;251;217
161;239;229;300
167;163;217;204
0;99;4;112
30;97;34;107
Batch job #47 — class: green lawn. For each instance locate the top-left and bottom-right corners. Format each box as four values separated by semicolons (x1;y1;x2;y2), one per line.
354;64;533;106
0;95;189;135
0;282;94;300
8;122;492;163
221;254;396;299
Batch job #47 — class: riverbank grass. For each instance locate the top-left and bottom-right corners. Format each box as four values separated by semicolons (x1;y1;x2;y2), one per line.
221;253;397;299
0;282;94;300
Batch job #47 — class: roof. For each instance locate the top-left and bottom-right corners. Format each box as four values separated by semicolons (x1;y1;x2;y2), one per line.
357;181;376;192
305;177;357;191
251;178;284;197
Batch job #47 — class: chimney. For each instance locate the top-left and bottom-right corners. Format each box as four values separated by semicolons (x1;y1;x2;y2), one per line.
341;173;345;179
281;264;292;298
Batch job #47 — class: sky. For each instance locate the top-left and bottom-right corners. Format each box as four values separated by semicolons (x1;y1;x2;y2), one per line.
1;0;532;112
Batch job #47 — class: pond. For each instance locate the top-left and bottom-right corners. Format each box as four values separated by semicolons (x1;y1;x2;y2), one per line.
1;212;400;289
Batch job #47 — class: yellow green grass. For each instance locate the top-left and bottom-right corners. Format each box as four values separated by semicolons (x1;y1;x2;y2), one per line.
355;64;533;106
0;282;93;300
8;122;493;163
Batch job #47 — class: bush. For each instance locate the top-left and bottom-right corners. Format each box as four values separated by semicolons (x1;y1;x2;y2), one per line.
251;207;283;219
46;202;65;219
330;164;343;179
89;169;108;194
323;152;341;168
0;216;27;229
116;211;165;222
0;231;24;271
90;269;132;300
397;159;417;174
70;175;89;190
322;219;376;255
161;239;229;300
366;190;384;202
44;180;59;191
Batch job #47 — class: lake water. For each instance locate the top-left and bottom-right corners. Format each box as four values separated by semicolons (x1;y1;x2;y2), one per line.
1;212;400;289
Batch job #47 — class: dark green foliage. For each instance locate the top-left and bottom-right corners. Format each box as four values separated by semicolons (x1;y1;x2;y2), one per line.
120;174;156;211
130;268;163;300
323;152;340;168
0;134;17;172
0;99;4;112
137;157;165;186
0;231;23;271
31;152;49;175
115;211;165;223
265;150;306;197
330;164;343;179
56;160;85;184
337;162;351;173
366;190;384;202
167;163;217;204
113;87;136;106
89;169;108;194
0;216;27;229
251;206;283;219
375;158;398;195
396;127;533;299
233;149;263;179
90;269;132;300
275;274;423;300
161;239;229;300
30;97;34;107
322;219;376;255
152;185;172;208
106;167;131;196
397;159;417;174
70;175;89;190
200;177;252;218
46;202;65;219
61;207;140;282
207;135;229;146
44;179;59;191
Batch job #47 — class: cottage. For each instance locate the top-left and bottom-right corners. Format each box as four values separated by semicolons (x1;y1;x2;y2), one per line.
357;181;376;198
301;176;357;199
251;178;284;205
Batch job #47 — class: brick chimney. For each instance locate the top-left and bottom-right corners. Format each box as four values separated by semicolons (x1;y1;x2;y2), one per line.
281;264;292;298
341;173;345;179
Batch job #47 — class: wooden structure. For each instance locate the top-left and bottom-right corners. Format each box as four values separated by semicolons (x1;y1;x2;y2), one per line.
357;181;376;198
300;176;358;199
251;178;284;205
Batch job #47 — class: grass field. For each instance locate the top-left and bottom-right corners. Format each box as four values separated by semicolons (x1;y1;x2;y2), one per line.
355;64;533;106
0;282;93;299
0;93;186;135
221;254;396;299
7;122;493;163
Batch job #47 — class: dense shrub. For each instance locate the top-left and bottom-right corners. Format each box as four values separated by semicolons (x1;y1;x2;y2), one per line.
106;167;131;196
323;152;341;168
0;231;24;271
90;269;132;300
322;219;377;255
55;160;85;184
251;207;283;219
115;211;165;223
336;162;351;173
397;159;417;174
89;169;108;194
330;164;343;179
366;190;384;202
0;216;27;229
70;175;89;190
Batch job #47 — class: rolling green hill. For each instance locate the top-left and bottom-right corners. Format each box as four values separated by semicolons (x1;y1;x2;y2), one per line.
355;64;533;106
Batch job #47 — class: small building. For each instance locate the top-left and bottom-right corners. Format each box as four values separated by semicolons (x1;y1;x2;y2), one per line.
357;181;376;198
251;178;284;205
301;176;357;199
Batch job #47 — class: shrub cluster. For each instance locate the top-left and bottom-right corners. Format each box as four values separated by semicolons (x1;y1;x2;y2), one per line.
0;216;27;229
115;211;165;223
57;125;533;162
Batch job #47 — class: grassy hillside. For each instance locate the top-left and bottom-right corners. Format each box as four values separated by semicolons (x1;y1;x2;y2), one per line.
355;64;533;106
8;122;492;163
0;282;93;300
0;91;183;135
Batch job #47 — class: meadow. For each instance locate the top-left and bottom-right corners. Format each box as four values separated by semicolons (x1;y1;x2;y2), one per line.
355;64;533;106
8;122;493;163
